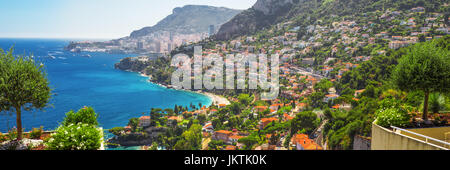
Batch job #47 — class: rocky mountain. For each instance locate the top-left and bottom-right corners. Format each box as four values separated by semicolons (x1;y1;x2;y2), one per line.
130;5;242;38
215;0;449;41
214;0;295;40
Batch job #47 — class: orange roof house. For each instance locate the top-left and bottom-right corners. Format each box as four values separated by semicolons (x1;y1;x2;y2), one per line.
254;106;269;113
212;130;233;143
259;117;278;129
225;145;237;150
138;116;151;127
284;113;294;121
168;116;182;122
210;109;218;114
332;104;340;109
229;135;243;140
354;89;366;97
291;134;323;150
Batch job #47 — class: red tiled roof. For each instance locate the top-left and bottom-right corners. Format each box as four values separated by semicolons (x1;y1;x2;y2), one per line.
215;130;233;135
229;135;244;140
139;116;150;120
255;106;268;109
284;113;294;120
326;94;339;98
355;89;366;93
168;116;180;120
261;117;278;123
291;134;323;150
225;145;237;150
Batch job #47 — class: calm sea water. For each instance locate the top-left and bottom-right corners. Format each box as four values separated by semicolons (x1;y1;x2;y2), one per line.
0;38;211;132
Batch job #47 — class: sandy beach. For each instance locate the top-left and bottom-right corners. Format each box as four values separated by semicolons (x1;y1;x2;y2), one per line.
139;73;230;106
200;92;231;106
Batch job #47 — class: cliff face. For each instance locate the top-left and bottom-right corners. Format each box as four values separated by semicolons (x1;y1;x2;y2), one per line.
114;57;149;72
130;5;242;38
107;127;167;147
214;0;295;40
253;0;294;15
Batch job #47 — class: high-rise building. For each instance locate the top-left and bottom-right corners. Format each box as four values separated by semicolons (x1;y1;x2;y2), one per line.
137;41;144;50
169;32;174;42
209;25;215;36
155;41;161;53
168;43;172;52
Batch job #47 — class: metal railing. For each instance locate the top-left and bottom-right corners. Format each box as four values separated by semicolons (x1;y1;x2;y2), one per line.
391;126;450;150
445;132;450;143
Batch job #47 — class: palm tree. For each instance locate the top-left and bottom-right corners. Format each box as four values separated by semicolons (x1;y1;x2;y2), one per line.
428;93;446;114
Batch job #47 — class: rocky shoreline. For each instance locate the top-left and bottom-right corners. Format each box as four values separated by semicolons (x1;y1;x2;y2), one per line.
137;71;230;106
114;55;231;106
107;127;167;147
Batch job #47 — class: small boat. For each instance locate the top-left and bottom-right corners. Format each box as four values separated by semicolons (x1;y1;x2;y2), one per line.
82;54;91;58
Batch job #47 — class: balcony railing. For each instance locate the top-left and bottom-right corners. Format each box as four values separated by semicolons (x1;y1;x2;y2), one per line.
391;126;450;150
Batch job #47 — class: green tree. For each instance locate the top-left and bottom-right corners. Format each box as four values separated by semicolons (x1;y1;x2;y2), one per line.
164;108;175;116
238;94;253;106
309;92;325;108
109;127;125;136
128;118;139;132
180;123;202;150
149;142;158;150
208;140;224;150
392;40;450;121
238;136;258;150
150;108;163;126
62;106;98;126
291;111;318;134
0;48;51;140
428;93;446;114
314;79;333;93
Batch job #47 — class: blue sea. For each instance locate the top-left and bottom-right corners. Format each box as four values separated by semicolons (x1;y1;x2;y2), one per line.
0;38;211;133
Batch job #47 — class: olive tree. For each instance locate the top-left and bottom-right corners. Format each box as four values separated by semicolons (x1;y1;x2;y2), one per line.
0;48;51;140
392;39;450;121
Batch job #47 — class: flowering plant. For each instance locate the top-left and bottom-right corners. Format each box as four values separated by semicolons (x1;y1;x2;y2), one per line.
45;123;102;150
375;108;411;128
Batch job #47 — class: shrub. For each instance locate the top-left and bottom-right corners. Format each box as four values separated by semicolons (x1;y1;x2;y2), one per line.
0;132;6;143
375;108;411;128
62;106;98;127
6;128;18;141
45;123;102;150
109;127;125;136
29;126;44;139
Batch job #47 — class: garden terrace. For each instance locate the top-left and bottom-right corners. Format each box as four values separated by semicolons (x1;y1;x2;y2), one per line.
371;122;450;150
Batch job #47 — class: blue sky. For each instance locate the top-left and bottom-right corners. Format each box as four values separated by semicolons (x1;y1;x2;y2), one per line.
0;0;256;39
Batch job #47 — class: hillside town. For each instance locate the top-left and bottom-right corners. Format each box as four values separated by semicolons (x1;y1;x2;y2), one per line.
106;5;449;150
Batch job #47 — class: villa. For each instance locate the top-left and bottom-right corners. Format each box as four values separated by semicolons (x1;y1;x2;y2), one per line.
291;134;323;150
138;116;151;127
259;117;278;129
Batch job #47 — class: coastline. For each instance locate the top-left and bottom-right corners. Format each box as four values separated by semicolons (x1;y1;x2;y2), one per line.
138;73;230;107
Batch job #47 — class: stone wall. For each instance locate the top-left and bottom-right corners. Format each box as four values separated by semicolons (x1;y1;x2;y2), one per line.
353;135;371;150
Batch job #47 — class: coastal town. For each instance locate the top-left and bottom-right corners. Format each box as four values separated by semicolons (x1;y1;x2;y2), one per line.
106;4;449;150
